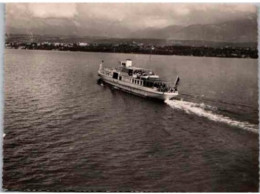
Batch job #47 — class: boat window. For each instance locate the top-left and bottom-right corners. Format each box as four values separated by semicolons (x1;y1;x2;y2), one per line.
128;69;133;76
112;72;118;79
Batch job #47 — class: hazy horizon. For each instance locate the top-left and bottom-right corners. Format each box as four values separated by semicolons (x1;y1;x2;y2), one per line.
5;3;257;39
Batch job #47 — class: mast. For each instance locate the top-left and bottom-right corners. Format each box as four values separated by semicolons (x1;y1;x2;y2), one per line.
99;60;103;72
149;46;155;64
173;76;180;91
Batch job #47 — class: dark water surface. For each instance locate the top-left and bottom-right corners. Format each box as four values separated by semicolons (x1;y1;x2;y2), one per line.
3;49;259;191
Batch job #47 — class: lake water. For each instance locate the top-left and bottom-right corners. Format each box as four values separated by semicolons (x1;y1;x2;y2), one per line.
3;49;259;191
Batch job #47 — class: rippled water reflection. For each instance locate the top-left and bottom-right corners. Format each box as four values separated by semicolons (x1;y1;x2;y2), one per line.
3;49;258;192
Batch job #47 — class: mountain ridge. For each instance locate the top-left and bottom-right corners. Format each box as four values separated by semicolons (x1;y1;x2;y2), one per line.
132;18;257;43
6;18;257;43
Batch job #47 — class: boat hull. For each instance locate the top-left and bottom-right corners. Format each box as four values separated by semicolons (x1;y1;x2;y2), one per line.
98;72;178;101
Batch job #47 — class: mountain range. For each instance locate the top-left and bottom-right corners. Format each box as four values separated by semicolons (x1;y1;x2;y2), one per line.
6;18;257;44
132;18;257;43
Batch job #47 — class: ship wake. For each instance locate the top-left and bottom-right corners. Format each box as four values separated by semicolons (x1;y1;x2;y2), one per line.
165;99;258;134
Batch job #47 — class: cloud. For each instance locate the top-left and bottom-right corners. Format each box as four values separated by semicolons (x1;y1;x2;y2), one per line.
6;3;77;20
75;3;256;28
5;3;257;37
28;3;77;18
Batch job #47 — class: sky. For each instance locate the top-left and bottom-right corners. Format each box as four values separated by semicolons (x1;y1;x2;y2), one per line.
5;3;257;37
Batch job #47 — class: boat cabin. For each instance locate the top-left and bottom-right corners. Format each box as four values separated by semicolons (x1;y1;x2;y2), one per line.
121;59;132;67
119;59;157;79
99;59;177;93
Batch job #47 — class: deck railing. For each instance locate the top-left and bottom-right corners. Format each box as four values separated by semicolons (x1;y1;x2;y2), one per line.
100;67;175;92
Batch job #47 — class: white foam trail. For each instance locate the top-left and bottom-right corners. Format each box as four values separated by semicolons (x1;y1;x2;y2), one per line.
165;99;258;134
3;133;5;138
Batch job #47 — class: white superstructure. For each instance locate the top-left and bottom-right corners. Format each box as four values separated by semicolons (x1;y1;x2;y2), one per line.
98;59;179;101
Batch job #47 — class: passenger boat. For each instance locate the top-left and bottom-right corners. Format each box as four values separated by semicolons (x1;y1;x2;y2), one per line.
98;59;180;101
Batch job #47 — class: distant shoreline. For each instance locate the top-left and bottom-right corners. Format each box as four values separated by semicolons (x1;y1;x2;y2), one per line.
5;44;258;59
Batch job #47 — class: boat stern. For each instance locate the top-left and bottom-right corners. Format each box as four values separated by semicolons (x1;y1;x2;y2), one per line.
162;91;179;101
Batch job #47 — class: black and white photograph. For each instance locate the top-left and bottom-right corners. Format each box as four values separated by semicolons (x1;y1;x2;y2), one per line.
3;3;259;192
